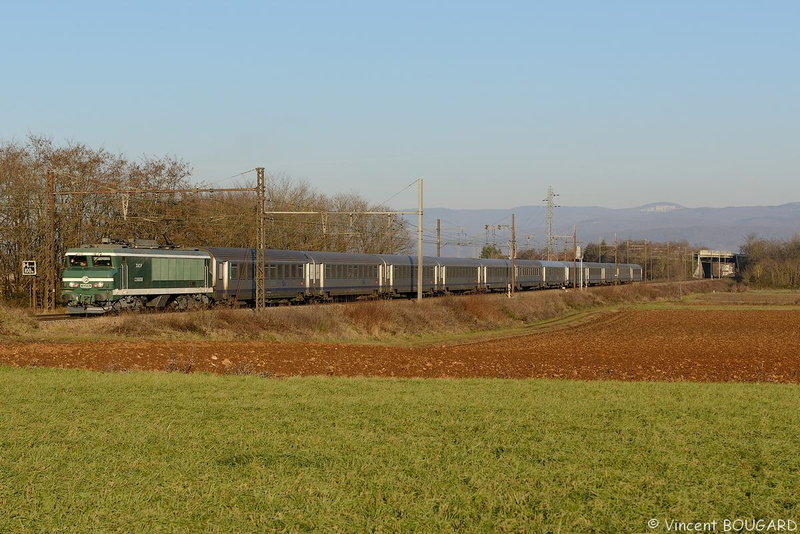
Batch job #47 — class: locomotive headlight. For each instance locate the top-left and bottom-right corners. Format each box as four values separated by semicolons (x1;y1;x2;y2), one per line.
68;282;79;288
93;282;105;288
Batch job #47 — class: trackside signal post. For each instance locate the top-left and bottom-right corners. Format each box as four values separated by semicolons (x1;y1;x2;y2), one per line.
22;261;37;312
22;261;37;277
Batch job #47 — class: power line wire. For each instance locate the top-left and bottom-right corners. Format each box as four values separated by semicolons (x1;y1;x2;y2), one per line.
379;179;421;207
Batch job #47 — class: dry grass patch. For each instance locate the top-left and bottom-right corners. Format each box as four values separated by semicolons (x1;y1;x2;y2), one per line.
0;305;39;336
20;279;732;344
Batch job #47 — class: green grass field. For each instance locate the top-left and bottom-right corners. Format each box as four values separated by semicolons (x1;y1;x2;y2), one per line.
1;367;798;533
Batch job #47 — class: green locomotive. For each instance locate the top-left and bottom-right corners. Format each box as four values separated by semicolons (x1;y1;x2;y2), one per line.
62;243;213;314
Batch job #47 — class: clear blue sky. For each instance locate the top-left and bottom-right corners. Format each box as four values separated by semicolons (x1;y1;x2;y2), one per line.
2;1;797;210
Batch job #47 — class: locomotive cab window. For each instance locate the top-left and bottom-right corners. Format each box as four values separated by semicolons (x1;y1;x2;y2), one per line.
69;256;89;267
94;256;112;267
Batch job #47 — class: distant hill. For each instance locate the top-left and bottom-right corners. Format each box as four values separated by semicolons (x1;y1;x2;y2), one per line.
419;202;800;255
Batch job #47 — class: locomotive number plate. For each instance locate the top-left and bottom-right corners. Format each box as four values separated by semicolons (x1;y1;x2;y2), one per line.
80;283;92;289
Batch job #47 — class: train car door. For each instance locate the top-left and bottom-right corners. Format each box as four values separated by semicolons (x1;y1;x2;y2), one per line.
120;258;128;290
304;261;312;294
378;261;388;294
386;264;394;293
315;262;324;294
218;261;229;292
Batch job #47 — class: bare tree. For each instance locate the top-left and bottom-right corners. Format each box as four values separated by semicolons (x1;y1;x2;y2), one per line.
741;234;800;288
0;137;412;305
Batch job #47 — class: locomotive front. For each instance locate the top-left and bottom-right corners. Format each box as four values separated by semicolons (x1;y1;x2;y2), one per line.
61;249;118;314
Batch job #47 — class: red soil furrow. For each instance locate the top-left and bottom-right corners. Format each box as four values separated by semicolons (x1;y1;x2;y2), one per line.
3;310;800;383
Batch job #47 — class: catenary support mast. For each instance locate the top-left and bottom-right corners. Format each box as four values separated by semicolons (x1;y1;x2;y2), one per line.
255;167;267;311
417;179;423;302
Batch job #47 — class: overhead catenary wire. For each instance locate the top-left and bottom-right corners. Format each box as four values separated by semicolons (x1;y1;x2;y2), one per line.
205;168;257;188
379;179;422;207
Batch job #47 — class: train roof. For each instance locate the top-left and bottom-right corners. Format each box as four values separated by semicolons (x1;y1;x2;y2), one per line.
66;245;211;258
65;245;641;271
302;251;387;264
376;255;510;267
204;248;309;263
537;260;571;268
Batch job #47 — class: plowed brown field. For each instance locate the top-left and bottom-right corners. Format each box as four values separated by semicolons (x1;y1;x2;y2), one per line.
4;309;800;383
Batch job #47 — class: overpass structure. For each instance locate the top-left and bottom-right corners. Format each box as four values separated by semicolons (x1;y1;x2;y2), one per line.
693;250;741;279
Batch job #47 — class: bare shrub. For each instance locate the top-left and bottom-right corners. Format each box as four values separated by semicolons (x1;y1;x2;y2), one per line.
343;301;394;334
387;299;459;336
214;309;266;337
443;294;513;327
562;290;597;310
107;314;153;337
105;310;222;339
515;292;570;322
160;312;216;335
439;295;476;324
0;306;38;336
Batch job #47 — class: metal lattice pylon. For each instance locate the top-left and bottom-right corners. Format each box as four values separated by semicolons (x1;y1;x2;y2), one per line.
255;167;267;310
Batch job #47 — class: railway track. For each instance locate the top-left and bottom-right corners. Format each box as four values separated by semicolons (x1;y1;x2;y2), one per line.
34;313;87;323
